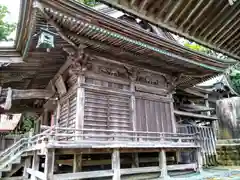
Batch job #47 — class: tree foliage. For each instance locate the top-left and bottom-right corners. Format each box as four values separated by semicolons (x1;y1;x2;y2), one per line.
77;0;99;7
183;40;229;59
0;5;16;41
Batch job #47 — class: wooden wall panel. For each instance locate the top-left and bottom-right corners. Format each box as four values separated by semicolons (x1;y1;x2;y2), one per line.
136;98;173;133
84;90;131;140
58;93;77;128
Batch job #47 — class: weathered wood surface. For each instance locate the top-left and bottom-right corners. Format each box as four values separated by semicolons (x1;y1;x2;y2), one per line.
98;0;240;61
175;110;217;120
50;164;197;180
177;125;217;166
0;88;54;101
27;168;45;180
53;170;114;180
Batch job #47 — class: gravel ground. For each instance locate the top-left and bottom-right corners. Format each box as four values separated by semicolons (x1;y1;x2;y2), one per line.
170;167;240;180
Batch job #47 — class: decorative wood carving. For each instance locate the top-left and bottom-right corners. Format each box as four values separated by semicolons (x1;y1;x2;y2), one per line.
90;62;129;80
136;71;167;88
124;66;139;81
64;47;91;87
165;73;182;93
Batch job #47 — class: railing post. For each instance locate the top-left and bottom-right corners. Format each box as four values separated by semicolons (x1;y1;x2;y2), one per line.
195;133;203;173
28;128;34;147
23;157;31;179
31;151;40;180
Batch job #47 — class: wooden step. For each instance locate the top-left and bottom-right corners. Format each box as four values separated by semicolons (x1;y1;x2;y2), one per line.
1;164;12;172
12;158;21;164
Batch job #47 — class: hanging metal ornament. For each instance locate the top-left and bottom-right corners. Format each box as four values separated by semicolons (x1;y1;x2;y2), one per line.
36;28;57;51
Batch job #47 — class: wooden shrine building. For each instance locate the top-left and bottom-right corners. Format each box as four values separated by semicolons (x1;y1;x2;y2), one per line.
0;0;236;179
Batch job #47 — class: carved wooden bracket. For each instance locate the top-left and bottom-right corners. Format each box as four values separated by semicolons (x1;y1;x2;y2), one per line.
124;66;139;81
64;47;91;86
166;73;182;93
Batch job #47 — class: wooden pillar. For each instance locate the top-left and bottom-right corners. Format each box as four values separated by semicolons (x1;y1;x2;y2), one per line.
130;79;136;132
34;116;41;134
131;153;139;168
43;109;49;126
195;133;203;172
196;147;203;173
23;157;31;179
76;75;85;137
204;95;211;116
73;153;82;173
169;94;176;133
175;150;181;164
31;152;40;180
112;149;120;180
44;149;55;180
55;100;61;127
1;137;5;151
159;149;169;179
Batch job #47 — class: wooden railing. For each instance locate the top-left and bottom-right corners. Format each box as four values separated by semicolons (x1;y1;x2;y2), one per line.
40;127;199;148
0;129;51;170
177;124;217;166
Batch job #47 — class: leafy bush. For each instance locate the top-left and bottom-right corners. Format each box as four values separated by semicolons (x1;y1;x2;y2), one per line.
0;5;16;41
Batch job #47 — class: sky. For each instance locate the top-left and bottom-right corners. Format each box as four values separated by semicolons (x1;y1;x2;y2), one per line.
0;0;20;46
1;0;20;23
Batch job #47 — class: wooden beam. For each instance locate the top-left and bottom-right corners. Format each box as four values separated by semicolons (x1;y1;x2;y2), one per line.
174;110;217;120
1;177;24;180
5;106;43;113
0;57;23;63
0;88;54;101
179;104;215;112
183;88;207;98
52;170;113;180
27;168;45;180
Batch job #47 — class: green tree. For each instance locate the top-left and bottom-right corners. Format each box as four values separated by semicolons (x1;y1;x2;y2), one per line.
0;5;15;41
183;40;229;59
77;0;99;7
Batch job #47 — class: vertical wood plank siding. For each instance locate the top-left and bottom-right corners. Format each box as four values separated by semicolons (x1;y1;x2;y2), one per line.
136;98;173;133
58;93;77;128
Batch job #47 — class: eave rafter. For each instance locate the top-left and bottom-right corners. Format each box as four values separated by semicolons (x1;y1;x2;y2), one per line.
99;0;240;61
25;0;234;90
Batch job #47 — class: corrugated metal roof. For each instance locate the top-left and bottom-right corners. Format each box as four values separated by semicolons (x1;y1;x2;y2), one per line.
99;0;240;61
